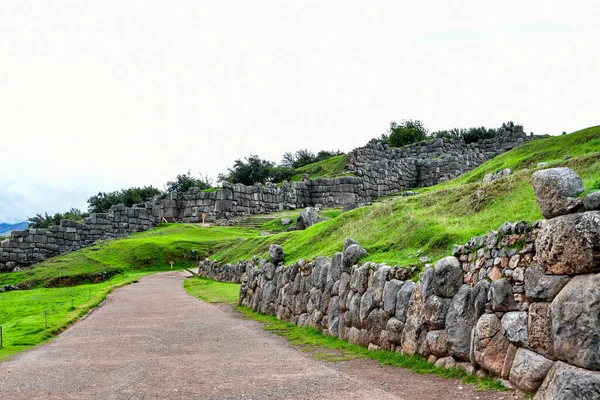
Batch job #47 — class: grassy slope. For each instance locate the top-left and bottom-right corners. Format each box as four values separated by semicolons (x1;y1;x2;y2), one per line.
290;154;352;181
0;272;149;359
0;224;258;288
210;126;600;266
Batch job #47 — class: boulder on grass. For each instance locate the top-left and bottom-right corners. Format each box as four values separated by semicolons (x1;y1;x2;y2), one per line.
531;167;584;218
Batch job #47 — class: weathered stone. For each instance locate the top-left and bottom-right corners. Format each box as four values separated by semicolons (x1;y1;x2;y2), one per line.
501;344;518;380
395;280;415;323
365;308;389;345
531;167;584;218
535;211;600;275
343;244;367;270
552;273;600;370
372;266;391;306
382;279;403;316
430;256;463;299
359;290;376;323
490;278;517;311
528;302;555;360
349;264;369;294
420;294;451;330
280;218;292;226
489;267;502;281
269;244;285;266
534;361;600;400
509;348;554;393
328;252;343;282
446;282;489;361
501;311;528;347
524;265;569;302
401;283;424;355
474;314;511;376
584;191;600;211
386;317;405;343
296;207;322;230
348;292;362;328
426;330;448;357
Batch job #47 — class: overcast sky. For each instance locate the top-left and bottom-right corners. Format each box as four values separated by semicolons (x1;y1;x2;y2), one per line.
1;1;599;223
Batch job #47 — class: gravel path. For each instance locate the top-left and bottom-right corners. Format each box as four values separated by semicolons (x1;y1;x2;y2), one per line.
0;272;514;399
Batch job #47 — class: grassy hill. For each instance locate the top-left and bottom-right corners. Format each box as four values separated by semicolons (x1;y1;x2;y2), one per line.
289;154;351;181
1;125;598;360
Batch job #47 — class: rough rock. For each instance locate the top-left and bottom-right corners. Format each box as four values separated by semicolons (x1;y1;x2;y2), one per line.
394;280;415;323
531;167;584;218
551;273;600;370
536;211;600;275
343;244;367;270
269;244;285;265
501;311;528;347
446;282;489;360
385;317;404;343
349;264;369;294
509;348;554;393
420;294;451;330
584;191;600;211
280;218;292;226
474;314;511;376
430;256;463;299
490;278;517;311
534;361;600;400
528;302;555;360
400;283;424;355
382;279;403;316
524;265;570;302
296;207;322;230
372;266;391;305
426;330;448;357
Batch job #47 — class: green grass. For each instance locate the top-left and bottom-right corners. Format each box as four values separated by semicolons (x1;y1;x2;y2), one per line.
0;272;148;360
208;126;600;267
0;224;258;289
235;306;506;391
183;276;240;304
290;154;353;181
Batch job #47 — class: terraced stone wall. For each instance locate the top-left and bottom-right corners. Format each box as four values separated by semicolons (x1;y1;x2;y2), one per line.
0;204;156;272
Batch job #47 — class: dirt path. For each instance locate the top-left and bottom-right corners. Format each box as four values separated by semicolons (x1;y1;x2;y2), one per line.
0;272;514;399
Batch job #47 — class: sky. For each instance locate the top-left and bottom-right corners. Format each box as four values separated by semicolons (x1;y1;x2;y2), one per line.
1;1;599;223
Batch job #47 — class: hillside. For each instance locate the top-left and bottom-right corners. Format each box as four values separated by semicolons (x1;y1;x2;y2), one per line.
1;125;599;361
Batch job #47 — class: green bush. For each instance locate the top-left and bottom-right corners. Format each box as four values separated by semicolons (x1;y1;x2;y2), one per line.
387;120;428;147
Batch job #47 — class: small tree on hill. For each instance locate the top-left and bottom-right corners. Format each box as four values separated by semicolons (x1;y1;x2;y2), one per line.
387;120;428;147
165;170;213;193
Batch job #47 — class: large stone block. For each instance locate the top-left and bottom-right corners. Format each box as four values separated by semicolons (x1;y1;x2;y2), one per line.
534;362;600;400
474;314;511;376
524;265;570;302
531;167;584;218
382;279;403;316
509;348;555;393
535;211;600;275
528;302;555;360
551;273;600;370
430;256;463;299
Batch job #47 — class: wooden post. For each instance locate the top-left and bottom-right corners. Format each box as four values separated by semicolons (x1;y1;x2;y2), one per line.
170;261;174;270
202;213;206;226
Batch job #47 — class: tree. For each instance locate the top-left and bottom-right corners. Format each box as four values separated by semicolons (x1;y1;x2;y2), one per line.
87;186;162;213
27;208;88;229
219;155;275;185
387;120;428;147
165;170;213;193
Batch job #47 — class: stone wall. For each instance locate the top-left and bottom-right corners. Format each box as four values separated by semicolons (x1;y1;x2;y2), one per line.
160;130;534;222
198;168;600;396
0;204;156;272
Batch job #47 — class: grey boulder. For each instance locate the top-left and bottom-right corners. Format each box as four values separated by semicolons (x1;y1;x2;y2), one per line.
531;167;584;218
534;361;600;400
269;244;285;265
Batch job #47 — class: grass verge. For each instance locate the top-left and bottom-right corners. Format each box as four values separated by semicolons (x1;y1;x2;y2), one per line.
183;276;240;304
0;271;149;360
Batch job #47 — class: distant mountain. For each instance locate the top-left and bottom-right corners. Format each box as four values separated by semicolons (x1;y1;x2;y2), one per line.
0;222;29;236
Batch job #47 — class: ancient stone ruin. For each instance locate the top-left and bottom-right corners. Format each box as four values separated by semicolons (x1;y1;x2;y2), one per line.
198;167;600;397
1;130;533;272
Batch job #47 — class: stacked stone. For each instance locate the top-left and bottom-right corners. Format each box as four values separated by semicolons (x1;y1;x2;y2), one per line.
0;204;155;272
197;258;248;283
217;168;600;397
306;177;360;208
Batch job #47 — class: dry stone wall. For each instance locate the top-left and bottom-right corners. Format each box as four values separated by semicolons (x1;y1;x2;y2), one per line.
0;204;155;272
199;168;600;397
158;130;534;222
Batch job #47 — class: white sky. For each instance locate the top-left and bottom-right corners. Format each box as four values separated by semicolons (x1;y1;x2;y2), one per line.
1;1;599;222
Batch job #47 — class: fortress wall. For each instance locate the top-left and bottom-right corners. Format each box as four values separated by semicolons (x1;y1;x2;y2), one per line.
0;204;155;272
200;209;600;395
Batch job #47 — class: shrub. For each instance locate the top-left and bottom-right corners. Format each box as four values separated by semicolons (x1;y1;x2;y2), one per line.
387;120;428;147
